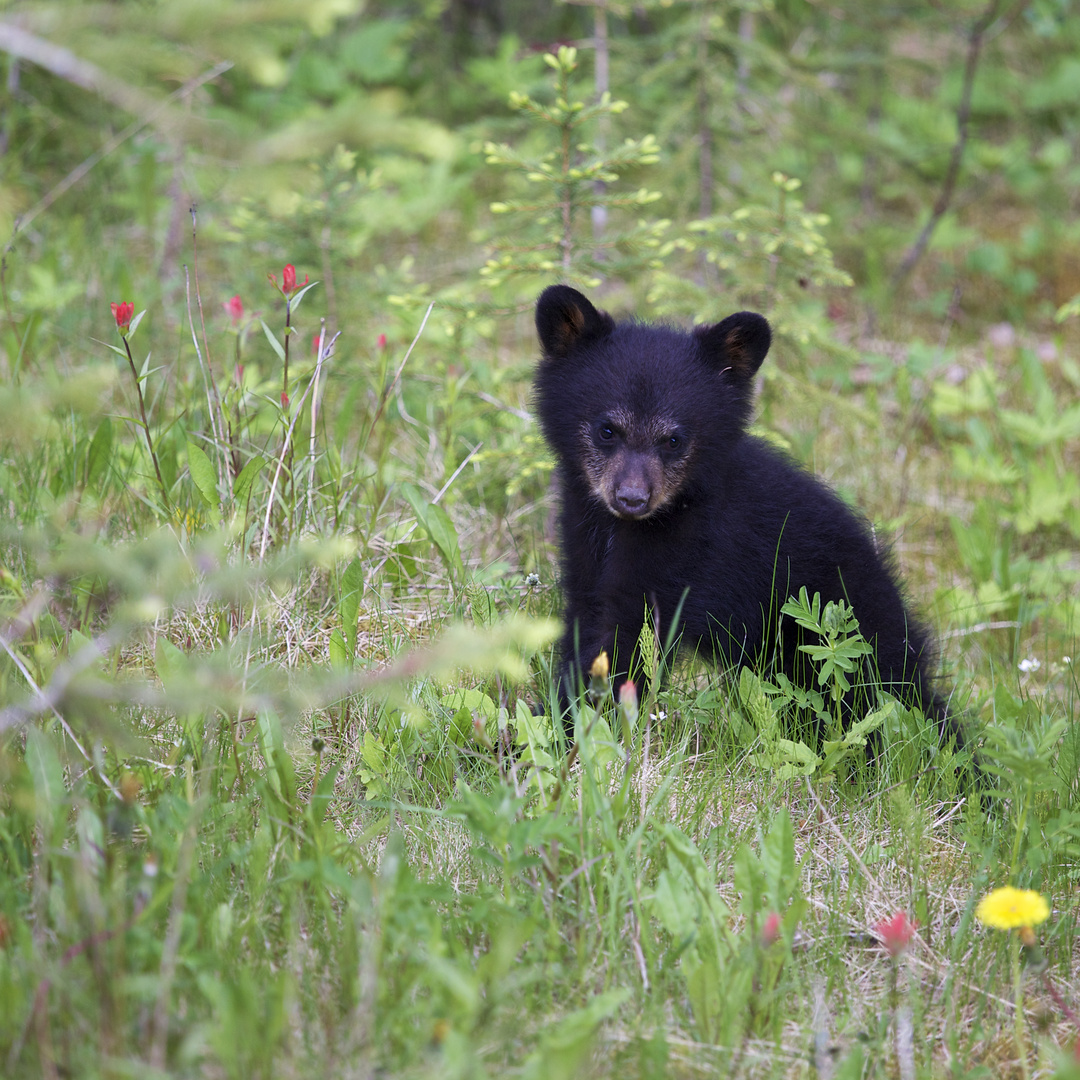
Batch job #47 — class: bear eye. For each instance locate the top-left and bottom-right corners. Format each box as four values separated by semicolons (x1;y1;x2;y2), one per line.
598;425;615;442
666;434;680;450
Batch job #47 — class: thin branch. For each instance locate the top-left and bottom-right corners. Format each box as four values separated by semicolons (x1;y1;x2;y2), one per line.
0;21;161;117
184;264;223;453
189;207;229;491
892;0;1015;288
366;302;435;436
0;623;124;743
306;322;340;522
259;364;315;560
8;58;231;236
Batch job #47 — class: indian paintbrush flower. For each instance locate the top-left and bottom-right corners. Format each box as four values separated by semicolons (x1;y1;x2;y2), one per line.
874;910;917;957
269;263;309;298
111;301;134;334
224;295;244;324
761;912;782;947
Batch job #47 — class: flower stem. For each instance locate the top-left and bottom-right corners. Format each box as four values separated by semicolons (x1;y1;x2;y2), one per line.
280;296;294;537
121;336;171;513
1008;777;1031;881
1010;931;1030;1080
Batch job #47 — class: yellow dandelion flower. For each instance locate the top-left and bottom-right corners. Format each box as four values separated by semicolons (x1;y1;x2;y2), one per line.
975;886;1049;931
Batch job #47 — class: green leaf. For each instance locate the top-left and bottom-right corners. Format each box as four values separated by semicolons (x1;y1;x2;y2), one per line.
422;502;463;579
521;989;630;1080
258;709;296;807
400;482;464;581
85;417;113;488
260;318;287;363
233;455;266;506
329;628;349;669
760;807;797;903
288;280;320;315
311;763;340;824
154;636;187;690
186;439;220;526
339;556;364;661
25;726;65;840
361;730;386;774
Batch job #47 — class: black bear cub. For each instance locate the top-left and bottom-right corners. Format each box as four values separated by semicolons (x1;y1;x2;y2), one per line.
534;284;958;747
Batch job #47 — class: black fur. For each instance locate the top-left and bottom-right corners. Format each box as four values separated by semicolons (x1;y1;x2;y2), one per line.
534;284;960;749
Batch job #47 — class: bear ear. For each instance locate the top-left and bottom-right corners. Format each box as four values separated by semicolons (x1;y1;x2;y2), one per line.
694;311;771;380
536;285;615;360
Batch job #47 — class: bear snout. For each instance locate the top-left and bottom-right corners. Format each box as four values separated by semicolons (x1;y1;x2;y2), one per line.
614;483;651;517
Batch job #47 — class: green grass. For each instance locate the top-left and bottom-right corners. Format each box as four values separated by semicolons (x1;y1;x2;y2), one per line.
1;265;1078;1079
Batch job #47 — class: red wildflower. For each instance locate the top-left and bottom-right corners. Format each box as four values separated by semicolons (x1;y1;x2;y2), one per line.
111;301;134;333
874;911;917;957
761;912;782;947
224;295;244;325
281;391;290;409
269;264;309;298
377;332;388;350
617;679;640;726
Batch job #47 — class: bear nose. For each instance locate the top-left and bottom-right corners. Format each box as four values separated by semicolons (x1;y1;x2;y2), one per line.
615;485;650;516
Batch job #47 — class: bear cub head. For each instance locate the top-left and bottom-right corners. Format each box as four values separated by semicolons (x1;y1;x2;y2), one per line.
534;284;771;520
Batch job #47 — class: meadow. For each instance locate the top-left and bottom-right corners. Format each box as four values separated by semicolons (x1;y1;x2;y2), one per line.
1;3;1079;1077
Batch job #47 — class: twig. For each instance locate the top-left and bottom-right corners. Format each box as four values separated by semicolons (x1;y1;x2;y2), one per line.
306;322;340;522
0;613;123;797
189;207;230;490
432;442;482;505
892;0;1021;287
804;777;880;891
475;390;531;422
184;264;223;457
367;302;435;435
8;57;231;236
941;619;1021;639
259;369;317;560
0;627;124;738
1042;972;1080;1031
0;584;50;644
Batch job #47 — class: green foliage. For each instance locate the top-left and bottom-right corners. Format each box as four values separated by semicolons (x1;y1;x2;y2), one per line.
1;2;1080;1075
651;810;804;1045
729;589;894;781
652;172;854;363
930;342;1080;633
482;45;666;293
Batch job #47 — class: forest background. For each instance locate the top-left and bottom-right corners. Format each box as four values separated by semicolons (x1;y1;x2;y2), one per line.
1;0;1080;1077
